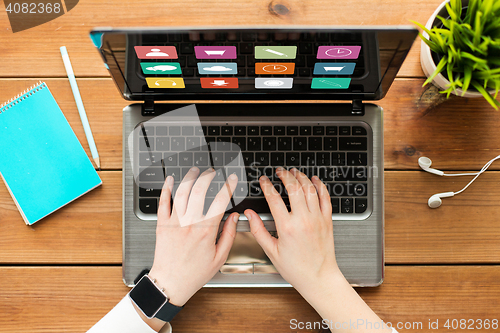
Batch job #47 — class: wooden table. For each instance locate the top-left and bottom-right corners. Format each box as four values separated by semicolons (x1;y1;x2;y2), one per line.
1;1;499;332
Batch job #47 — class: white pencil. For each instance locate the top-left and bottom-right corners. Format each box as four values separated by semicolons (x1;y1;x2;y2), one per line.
60;46;101;170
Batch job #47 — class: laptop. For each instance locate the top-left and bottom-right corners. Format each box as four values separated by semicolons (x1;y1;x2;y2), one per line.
90;26;417;287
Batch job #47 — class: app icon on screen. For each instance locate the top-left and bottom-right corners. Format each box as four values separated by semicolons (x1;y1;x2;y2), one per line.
313;62;356;75
317;46;361;59
135;46;178;59
141;62;182;75
255;46;297;59
255;63;295;75
195;46;237;59
197;63;238;75
311;78;351;89
146;78;185;88
255;78;293;89
200;78;239;88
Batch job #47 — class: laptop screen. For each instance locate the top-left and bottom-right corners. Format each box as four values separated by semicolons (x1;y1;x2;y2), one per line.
90;27;417;101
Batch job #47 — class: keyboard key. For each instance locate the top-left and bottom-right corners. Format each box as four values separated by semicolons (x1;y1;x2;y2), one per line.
353;183;367;196
271;152;285;166
316;152;331;166
300;126;311;135
232;137;246;151
261;126;272;135
274;126;285;136
195;126;204;136
221;126;233;136
215;137;232;151
140;126;154;136
331;197;340;214
287;126;298;135
326;126;337;135
247;137;262;151
178;153;193;166
186;137;200;151
245;167;260;181
163;154;177;166
339;126;351;135
308;137;322;150
139;137;153;151
293;137;307;150
263;137;277;151
341;198;354;214
165;167;181;181
235;126;246;136
211;152;224;167
194;152;210;166
286;152;300;166
182;126;194;136
278;137;292;151
208;126;220;136
225;152;239;164
250;182;263;196
347;152;368;166
156;126;168;136
139;199;158;214
171;137;185;151
139;184;162;198
324;137;337;150
155;138;169;151
255;152;270;166
207;182;219;198
301;153;316;166
140;153;162;166
339;137;367;151
234;182;249;198
313;126;324;135
318;167;333;181
334;167;367;181
355;198;368;213
332;152;346;165
248;126;259;135
352;126;368;135
169;126;181;136
139;167;164;182
242;152;254;166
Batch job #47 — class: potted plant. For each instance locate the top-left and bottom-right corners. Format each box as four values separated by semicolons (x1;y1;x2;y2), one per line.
413;0;500;109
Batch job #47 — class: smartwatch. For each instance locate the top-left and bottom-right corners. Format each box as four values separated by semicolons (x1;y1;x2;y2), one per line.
129;274;183;322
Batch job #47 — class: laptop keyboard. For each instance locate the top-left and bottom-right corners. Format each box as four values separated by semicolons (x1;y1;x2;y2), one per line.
136;121;370;218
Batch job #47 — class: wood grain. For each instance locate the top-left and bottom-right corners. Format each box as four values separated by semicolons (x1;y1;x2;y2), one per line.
0;0;446;78
1;171;499;264
1;78;499;171
0;266;499;333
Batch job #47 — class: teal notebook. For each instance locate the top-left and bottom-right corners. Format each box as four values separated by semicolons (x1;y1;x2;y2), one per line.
0;82;102;225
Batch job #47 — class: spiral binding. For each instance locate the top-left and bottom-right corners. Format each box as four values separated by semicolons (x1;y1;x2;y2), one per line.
0;81;45;114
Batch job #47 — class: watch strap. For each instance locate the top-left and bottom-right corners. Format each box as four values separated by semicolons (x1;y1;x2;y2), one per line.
155;301;183;322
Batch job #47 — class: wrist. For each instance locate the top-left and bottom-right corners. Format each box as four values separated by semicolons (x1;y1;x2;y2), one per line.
148;269;191;307
297;266;349;302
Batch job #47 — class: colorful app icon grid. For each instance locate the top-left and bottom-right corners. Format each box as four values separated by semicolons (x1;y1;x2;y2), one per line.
146;77;185;88
141;62;182;75
197;62;238;75
135;46;178;59
254;46;297;59
195;46;237;59
200;78;239;88
313;62;356;75
255;63;295;75
311;78;351;89
255;78;293;89
317;46;361;59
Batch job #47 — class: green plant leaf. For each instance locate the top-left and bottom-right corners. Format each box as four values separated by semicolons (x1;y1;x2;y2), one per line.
423;55;448;87
472;80;500;109
462;66;473;95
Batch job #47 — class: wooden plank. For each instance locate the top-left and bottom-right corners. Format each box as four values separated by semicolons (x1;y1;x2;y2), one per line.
0;266;499;332
1;171;499;264
0;172;122;264
0;0;444;78
1;78;498;171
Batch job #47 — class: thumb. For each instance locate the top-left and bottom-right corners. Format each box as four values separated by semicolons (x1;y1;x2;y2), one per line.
215;212;239;264
245;209;277;257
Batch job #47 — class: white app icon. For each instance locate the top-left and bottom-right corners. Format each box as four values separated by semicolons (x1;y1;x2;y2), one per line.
255;78;293;89
323;66;345;72
145;65;178;72
204;50;226;55
325;48;353;57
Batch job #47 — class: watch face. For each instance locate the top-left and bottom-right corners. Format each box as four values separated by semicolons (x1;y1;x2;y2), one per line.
129;276;167;318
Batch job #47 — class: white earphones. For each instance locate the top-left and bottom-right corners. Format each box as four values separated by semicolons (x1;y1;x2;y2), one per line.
418;155;500;208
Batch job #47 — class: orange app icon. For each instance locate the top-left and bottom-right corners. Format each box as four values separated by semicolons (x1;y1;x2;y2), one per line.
255;63;295;74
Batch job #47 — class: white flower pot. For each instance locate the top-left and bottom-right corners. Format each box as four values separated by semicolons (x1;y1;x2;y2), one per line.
420;0;489;98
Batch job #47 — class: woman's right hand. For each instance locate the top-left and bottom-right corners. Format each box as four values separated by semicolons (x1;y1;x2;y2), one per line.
245;167;344;295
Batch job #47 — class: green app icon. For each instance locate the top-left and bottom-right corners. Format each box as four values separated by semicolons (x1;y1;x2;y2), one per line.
311;78;351;89
255;46;297;59
141;62;182;75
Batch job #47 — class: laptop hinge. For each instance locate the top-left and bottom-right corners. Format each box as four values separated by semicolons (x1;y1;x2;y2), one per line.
351;100;365;116
142;98;155;116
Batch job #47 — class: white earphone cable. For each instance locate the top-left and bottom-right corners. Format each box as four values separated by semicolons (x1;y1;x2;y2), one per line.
453;155;500;195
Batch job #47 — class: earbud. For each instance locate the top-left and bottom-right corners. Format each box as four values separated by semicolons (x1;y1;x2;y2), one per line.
418;157;444;176
420;155;500;208
428;192;455;208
